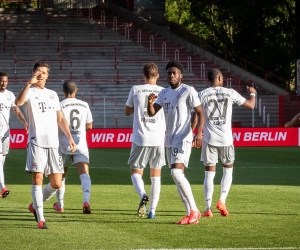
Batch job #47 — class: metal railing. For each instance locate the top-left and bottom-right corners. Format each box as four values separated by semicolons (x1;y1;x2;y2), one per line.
40;0;99;9
48;15;88;25
81;94;118;127
2;27;59;41
132;4;289;90
59;45;117;69
0;44;15;60
14;59;73;81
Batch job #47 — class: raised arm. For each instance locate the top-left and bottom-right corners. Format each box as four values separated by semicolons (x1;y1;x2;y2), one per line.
147;93;162;117
15;83;31;106
15;70;43;106
284;113;300;127
241;86;257;110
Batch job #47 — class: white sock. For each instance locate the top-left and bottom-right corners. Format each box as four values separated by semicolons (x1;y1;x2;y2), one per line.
220;167;233;203
0;154;4;189
149;176;161;215
80;174;91;203
176;184;190;215
204;171;216;211
32;185;44;222
43;183;58;202
56;178;66;208
131;173;146;198
171;168;198;212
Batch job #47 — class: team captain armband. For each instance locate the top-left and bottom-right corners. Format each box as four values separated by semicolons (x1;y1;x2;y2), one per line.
250;93;256;96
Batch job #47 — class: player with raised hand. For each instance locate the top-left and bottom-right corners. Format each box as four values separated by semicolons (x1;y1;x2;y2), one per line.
147;60;204;225
125;63;166;219
198;68;256;217
284;111;300;127
15;61;76;229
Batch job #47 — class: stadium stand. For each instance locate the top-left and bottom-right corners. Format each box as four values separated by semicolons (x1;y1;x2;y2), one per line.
0;2;289;128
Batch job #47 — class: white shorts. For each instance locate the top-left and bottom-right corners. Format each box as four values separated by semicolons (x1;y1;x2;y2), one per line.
25;143;64;176
128;143;166;170
61;151;89;167
201;140;235;166
166;141;192;168
1;137;9;155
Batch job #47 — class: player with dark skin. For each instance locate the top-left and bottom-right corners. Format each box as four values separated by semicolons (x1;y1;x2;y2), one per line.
147;61;204;224
198;68;256;217
148;66;204;152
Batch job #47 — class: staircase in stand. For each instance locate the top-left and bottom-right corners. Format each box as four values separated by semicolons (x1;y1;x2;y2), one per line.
0;7;280;129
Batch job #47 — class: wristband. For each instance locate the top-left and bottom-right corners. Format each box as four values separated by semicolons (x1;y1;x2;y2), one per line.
250;93;256;96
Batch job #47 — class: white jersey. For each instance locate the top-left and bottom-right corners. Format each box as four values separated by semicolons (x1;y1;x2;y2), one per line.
23;87;61;148
155;84;200;147
198;86;246;146
0;90;16;137
59;98;93;154
126;84;165;146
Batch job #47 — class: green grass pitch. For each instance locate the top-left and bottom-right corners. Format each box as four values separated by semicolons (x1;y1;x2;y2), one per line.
0;147;300;249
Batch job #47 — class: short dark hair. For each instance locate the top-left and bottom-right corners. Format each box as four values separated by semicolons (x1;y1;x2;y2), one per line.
33;61;50;73
0;72;8;77
207;68;222;82
63;80;77;95
166;60;184;73
143;63;158;79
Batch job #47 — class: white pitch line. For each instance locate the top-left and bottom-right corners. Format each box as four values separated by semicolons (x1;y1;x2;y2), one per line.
133;248;299;250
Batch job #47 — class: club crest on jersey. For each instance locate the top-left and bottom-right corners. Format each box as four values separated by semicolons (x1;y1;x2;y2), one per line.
176;94;182;99
50;95;54;100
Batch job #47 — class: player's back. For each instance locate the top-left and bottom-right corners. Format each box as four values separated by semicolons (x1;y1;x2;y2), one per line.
199;86;245;146
127;84;165;146
59;98;93;154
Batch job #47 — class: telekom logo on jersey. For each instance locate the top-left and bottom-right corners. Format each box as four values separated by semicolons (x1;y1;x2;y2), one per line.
8;128;300;148
38;102;47;112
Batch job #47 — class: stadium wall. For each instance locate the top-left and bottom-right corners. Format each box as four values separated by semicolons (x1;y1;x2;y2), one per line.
9;128;300;148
